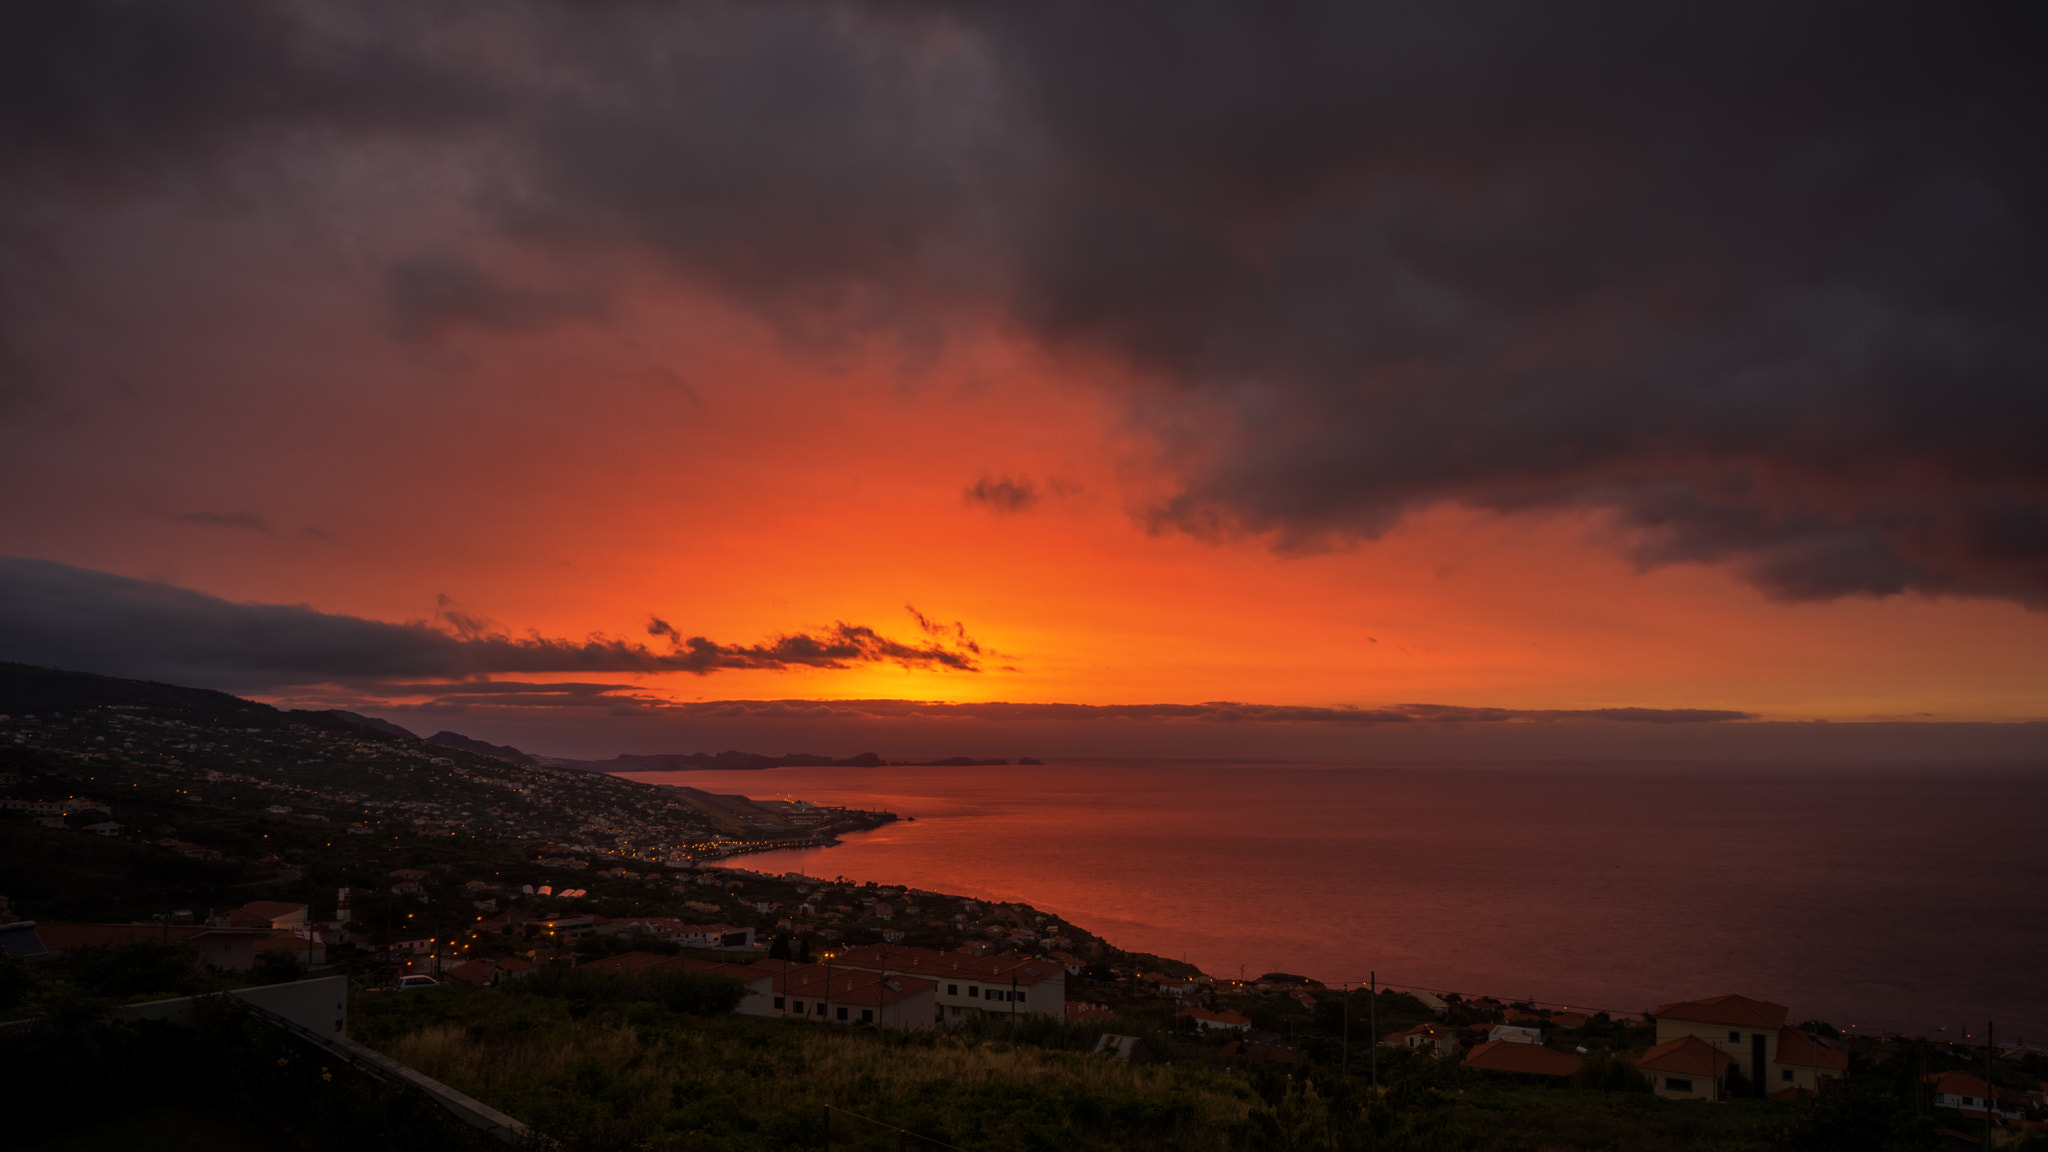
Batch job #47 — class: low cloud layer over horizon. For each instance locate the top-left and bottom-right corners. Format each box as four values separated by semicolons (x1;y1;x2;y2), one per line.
8;555;2047;764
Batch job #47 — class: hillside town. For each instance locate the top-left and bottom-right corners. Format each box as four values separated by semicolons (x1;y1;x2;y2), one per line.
4;665;2044;1149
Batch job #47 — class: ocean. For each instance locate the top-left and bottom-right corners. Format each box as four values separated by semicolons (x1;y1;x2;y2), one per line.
631;760;2048;1039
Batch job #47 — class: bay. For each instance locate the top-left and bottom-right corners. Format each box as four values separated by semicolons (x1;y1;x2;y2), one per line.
630;760;2048;1039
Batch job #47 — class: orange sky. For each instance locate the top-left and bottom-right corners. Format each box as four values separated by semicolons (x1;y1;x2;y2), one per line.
8;269;2046;728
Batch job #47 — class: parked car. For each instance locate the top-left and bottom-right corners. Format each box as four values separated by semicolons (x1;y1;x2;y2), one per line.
395;975;440;991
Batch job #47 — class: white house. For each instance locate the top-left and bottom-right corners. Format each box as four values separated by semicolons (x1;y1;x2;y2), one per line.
826;945;1066;1024
1926;1072;2026;1121
1182;1006;1252;1032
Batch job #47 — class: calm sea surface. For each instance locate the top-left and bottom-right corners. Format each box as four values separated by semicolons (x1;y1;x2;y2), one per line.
632;761;2048;1038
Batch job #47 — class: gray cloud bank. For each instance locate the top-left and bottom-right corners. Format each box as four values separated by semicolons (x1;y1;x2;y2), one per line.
5;2;2048;603
1;555;1753;729
0;557;982;688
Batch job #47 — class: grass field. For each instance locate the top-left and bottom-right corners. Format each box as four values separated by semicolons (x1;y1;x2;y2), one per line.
350;980;1844;1152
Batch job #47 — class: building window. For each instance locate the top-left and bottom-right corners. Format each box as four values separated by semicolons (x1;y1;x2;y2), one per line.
792;1000;804;1013
774;997;786;1010
816;1003;826;1016
968;986;979;997
836;1006;848;1021
948;984;957;996
1666;1078;1693;1094
861;1009;873;1022
1727;1031;1741;1043
1782;1070;1793;1082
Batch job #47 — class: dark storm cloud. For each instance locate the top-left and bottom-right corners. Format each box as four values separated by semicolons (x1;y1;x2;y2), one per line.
0;0;492;188
0;557;982;689
6;1;2048;603
383;251;603;339
964;476;1038;514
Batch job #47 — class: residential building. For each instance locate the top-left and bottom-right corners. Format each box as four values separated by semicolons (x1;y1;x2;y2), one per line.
1769;1028;1849;1098
1925;1072;2027;1122
1488;1024;1543;1045
1651;993;1849;1097
33;922;279;972
1182;1007;1251;1032
823;945;1066;1024
1407;990;1450;1013
83;821;124;837
1638;1034;1733;1101
1650;994;1787;1095
673;924;754;949
1463;1039;1582;1077
1389;1022;1459;1058
769;963;935;1030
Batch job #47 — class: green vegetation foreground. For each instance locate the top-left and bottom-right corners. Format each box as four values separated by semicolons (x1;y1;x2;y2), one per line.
347;973;1914;1152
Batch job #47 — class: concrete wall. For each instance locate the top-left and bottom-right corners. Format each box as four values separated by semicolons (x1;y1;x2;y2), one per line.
231;975;348;1037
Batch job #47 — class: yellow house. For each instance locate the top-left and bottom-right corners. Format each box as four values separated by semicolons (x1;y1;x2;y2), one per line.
1651;993;1847;1098
1390;1021;1459;1057
1767;1027;1848;1097
1637;1034;1731;1100
1651;994;1786;1094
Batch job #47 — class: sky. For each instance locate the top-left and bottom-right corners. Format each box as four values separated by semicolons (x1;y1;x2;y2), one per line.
2;1;2046;759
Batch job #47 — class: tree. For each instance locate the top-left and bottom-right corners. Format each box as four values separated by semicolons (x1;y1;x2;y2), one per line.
250;948;306;986
797;936;812;963
768;933;791;961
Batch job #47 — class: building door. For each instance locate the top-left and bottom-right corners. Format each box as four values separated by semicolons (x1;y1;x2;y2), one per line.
1749;1033;1766;1096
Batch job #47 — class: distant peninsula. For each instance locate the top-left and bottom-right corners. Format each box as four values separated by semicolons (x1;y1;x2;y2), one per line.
540;751;1033;772
317;711;1033;772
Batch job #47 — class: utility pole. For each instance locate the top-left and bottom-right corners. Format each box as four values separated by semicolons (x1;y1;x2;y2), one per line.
1987;1020;1996;1134
1370;971;1378;1090
1342;985;1349;1073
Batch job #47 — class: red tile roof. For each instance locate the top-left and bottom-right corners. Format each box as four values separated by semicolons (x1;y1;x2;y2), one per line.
1651;994;1787;1031
1773;1027;1848;1072
774;963;935;1007
824;945;1063;986
1638;1034;1734;1077
1925;1072;2029;1107
1463;1039;1582;1076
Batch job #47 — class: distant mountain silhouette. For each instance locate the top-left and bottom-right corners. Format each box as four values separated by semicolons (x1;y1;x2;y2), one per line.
323;709;418;741
425;729;535;765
